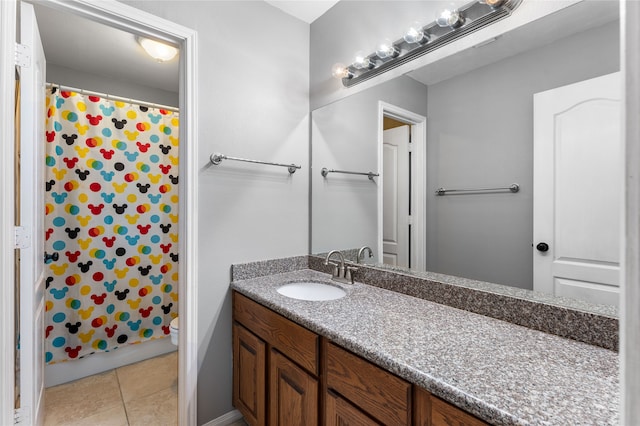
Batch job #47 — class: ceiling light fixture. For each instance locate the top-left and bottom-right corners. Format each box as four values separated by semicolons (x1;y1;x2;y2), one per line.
332;0;522;87
137;36;178;62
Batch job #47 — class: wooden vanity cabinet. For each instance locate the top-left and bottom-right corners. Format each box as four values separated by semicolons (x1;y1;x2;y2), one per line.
232;291;489;426
233;292;320;426
414;386;488;426
233;323;267;425
325;341;412;425
270;350;318;425
325;390;382;425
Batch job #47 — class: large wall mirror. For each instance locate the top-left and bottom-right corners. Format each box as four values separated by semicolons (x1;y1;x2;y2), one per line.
311;0;621;311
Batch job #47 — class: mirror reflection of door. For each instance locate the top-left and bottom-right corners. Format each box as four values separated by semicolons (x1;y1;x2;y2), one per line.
533;72;621;306
382;118;411;268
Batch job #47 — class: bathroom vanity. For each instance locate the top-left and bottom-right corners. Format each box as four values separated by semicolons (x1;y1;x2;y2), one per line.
233;292;485;425
230;261;618;426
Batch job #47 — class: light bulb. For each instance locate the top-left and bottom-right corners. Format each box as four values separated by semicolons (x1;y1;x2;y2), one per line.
375;40;399;60
436;7;463;28
480;0;507;8
403;23;427;44
353;51;373;70
331;63;352;80
137;36;178;62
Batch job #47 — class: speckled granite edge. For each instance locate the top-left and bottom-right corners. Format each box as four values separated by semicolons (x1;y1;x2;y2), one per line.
363;261;619;318
230;255;308;281
307;256;618;351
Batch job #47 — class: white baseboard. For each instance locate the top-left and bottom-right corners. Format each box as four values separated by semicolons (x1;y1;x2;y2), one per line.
202;409;243;426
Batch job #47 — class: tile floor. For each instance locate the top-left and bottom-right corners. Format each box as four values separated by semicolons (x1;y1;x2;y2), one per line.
44;351;178;426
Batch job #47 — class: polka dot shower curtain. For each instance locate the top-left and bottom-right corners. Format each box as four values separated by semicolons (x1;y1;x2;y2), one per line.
43;87;179;363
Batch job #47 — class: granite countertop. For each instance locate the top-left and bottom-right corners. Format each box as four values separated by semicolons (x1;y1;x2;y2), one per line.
231;269;619;426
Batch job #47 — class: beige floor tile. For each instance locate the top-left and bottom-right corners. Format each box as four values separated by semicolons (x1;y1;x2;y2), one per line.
52;402;129;426
44;370;123;425
116;351;178;403
124;387;177;426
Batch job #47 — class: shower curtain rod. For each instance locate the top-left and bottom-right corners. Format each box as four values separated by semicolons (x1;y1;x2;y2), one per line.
46;83;179;113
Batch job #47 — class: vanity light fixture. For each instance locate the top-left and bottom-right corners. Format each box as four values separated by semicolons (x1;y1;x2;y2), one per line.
333;0;522;87
136;36;178;62
353;51;375;70
435;7;464;28
403;23;428;44
375;39;400;60
331;62;353;79
482;0;508;9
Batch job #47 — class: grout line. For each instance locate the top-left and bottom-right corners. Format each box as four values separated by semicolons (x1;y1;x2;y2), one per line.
114;367;131;426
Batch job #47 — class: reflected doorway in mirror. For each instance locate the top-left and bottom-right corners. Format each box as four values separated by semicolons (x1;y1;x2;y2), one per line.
533;72;621;307
378;102;427;272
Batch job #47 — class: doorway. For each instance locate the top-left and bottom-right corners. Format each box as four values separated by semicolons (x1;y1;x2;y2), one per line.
11;1;198;424
378;102;427;272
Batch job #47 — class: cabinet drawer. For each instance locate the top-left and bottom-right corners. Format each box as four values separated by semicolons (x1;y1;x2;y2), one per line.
233;291;319;375
325;342;411;425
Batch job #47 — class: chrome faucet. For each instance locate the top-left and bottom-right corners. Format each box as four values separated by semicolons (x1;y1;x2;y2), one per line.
357;246;374;264
324;250;356;284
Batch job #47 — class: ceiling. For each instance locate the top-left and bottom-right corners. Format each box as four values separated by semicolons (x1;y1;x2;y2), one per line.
32;3;180;93
32;1;337;95
264;0;339;23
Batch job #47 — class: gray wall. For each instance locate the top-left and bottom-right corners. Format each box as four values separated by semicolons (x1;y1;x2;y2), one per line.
311;76;428;257
426;20;619;289
122;1;309;423
46;63;179;107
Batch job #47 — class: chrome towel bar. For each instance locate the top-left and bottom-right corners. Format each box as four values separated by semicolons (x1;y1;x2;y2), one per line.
209;153;301;174
321;168;379;181
435;183;520;196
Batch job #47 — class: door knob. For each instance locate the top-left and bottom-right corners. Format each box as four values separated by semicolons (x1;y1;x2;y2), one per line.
536;242;549;252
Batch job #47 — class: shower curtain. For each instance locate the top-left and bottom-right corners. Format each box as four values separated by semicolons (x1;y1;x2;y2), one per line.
43;87;179;364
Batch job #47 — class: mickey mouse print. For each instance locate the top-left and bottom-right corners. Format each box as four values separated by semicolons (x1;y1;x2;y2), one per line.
43;87;179;363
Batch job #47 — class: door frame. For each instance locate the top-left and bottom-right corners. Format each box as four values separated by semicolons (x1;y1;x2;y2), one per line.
0;1;18;424
0;1;199;424
377;102;426;271
622;0;640;422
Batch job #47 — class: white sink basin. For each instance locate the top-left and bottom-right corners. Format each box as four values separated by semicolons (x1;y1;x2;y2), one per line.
277;282;346;301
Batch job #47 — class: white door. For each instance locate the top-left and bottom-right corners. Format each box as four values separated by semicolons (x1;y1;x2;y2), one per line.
18;3;46;424
382;125;410;267
533;72;621;306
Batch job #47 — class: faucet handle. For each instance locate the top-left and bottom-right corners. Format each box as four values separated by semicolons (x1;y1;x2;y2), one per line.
345;265;358;283
325;260;339;277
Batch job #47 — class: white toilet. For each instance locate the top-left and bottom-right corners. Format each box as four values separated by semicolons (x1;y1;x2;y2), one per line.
170;317;179;346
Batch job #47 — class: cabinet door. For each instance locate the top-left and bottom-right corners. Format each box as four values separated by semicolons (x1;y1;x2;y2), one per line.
233;323;266;426
270;349;319;426
326;390;382;426
414;386;487;426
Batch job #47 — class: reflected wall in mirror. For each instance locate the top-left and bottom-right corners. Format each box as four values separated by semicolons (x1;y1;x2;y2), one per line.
311;1;621;307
